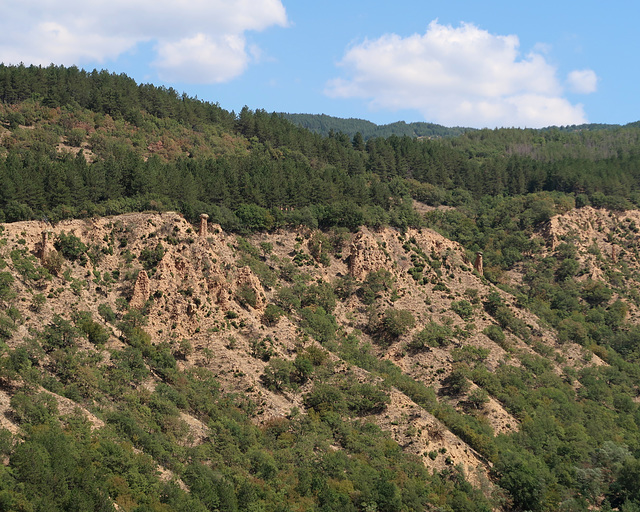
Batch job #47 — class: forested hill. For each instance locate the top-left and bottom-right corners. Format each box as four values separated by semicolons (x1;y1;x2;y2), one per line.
280;112;471;139
1;61;640;270
2;63;640;235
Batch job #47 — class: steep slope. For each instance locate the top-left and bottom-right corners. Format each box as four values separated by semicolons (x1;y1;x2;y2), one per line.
538;206;640;317
0;212;604;463
3;208;640;510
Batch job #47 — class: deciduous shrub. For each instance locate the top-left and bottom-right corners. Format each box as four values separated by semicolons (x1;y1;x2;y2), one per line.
451;300;474;320
54;231;87;263
376;308;415;345
408;321;453;350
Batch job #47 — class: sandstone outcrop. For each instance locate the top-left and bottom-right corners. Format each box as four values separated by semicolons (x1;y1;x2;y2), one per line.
234;266;265;310
199;213;209;237
2;208;625;487
348;230;390;280
130;270;151;309
473;251;483;275
207;273;230;307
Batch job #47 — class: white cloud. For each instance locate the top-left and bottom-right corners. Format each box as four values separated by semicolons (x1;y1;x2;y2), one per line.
153;34;248;84
567;69;598;94
0;0;287;83
326;21;594;128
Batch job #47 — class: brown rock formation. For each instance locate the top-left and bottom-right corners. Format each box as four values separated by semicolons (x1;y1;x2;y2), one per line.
348;230;389;280
155;253;195;282
130;270;151;309
38;231;49;262
235;267;265;310
540;219;559;250
199;213;209;238
36;231;55;263
207;273;230;307
473;251;483;276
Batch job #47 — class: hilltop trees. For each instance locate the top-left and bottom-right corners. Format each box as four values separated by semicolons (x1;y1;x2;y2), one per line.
3;64;640;231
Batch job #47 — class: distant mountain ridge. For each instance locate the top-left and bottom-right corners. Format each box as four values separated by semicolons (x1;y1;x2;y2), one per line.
280;113;472;139
282;112;634;140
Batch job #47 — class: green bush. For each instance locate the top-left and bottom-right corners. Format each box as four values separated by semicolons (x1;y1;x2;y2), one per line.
261;358;296;391
10;249;50;281
0;271;15;301
250;337;274;361
304;383;346;415
54;231;87;263
344;382;390;415
408;321;453;350
139;242;165;273
452;345;490;364
41;315;78;352
76;312;110;346
30;293;46;312
483;324;506;345
466;388;490;409
0;314;15;341
275;286;301;312
581;280;613;307
301;306;338;343
301;281;336;312
377;308;415;345
443;368;471;396
98;303;117;323
10;392;59;425
235;284;258;308
112;347;150;384
262;303;284;326
358;269;394;305
451;300;474;320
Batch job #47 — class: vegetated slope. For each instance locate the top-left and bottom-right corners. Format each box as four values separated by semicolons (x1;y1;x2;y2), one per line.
1;207;640;510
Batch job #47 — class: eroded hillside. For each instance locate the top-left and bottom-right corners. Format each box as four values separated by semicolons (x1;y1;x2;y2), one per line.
2;207;634;510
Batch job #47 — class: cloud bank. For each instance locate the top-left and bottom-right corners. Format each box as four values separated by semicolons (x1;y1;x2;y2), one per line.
0;0;287;84
326;21;598;128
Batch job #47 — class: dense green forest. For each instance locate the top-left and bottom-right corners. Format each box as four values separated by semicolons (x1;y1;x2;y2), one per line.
2;64;640;232
4;63;640;511
2;63;640;239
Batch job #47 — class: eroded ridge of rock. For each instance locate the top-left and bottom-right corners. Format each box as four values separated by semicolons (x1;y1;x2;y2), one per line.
207;273;230;307
235;267;266;310
348;230;389;280
130;270;151;309
37;230;55;263
1;208;626;494
540;218;559;250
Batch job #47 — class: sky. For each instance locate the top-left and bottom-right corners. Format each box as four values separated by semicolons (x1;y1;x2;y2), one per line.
1;1;638;129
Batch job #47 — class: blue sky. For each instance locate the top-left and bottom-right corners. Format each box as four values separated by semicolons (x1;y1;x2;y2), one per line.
1;1;638;128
